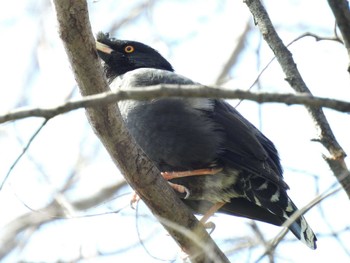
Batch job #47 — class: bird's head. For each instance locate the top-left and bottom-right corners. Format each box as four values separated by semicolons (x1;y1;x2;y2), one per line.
96;32;174;82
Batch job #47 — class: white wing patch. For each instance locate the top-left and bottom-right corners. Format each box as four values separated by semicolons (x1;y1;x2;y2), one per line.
270;189;280;202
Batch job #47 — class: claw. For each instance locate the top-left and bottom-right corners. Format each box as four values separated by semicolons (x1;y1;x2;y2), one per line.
168;182;190;199
130;191;140;209
183;187;190;199
203;221;216;234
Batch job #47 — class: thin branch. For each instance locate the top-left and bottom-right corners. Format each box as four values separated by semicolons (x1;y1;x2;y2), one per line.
249;221;275;263
293;32;343;44
0;181;127;260
0;120;49;190
327;0;350;72
109;0;155;33
317;191;350;257
1;86;350;124
257;183;343;262
244;0;350;198
52;1;229;262
215;21;251;85
2;30;345;125
273;186;341;247
244;30;343;98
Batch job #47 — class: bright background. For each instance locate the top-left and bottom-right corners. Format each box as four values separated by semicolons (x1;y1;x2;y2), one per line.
1;0;350;262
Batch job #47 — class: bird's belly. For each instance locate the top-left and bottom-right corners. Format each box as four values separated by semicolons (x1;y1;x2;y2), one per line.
171;169;241;203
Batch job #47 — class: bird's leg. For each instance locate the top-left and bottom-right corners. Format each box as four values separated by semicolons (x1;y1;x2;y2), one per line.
168;182;190;199
130;191;140;209
130;182;190;208
161;167;222;199
161;167;222;180
200;202;225;233
200;202;225;223
132;168;223;205
178;203;225;260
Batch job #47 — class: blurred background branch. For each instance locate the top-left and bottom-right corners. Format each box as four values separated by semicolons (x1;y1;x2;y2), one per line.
245;0;350;198
327;0;350;72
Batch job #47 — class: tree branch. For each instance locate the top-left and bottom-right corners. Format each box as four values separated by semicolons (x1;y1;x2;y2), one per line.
52;0;229;262
0;181;126;260
244;0;350;198
327;0;350;72
215;21;251;85
290;32;344;45
257;184;342;262
1;86;350;124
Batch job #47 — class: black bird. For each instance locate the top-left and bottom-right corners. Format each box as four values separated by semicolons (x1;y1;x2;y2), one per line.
96;32;317;249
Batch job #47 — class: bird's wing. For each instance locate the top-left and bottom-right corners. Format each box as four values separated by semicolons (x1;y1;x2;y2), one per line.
211;99;288;190
118;68;287;189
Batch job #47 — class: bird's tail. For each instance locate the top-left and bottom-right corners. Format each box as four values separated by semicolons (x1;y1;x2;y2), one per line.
283;199;317;249
241;174;317;249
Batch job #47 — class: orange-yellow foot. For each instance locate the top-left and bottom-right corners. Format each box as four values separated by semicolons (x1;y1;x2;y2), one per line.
168;182;190;199
160;168;222;199
198;202;225;235
161;167;223;180
130;191;140;209
203;221;216;235
200;202;225;224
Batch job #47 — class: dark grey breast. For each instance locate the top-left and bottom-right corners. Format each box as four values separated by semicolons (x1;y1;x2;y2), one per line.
115;68;224;172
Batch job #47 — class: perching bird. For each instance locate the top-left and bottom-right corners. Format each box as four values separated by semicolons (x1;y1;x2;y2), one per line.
95;32;317;249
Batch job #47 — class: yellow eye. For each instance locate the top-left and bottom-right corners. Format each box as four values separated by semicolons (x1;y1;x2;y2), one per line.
124;45;134;53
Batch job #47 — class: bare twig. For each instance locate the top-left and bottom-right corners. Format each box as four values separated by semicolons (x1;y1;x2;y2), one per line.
0;120;49;190
244;29;343;98
249;221;275;263
317;192;350;257
52;1;229;262
1;86;350;124
109;0;155;33
327;0;350;72
290;32;344;45
215;21;251;85
256;183;343;262
0;181;127;260
244;0;350;198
